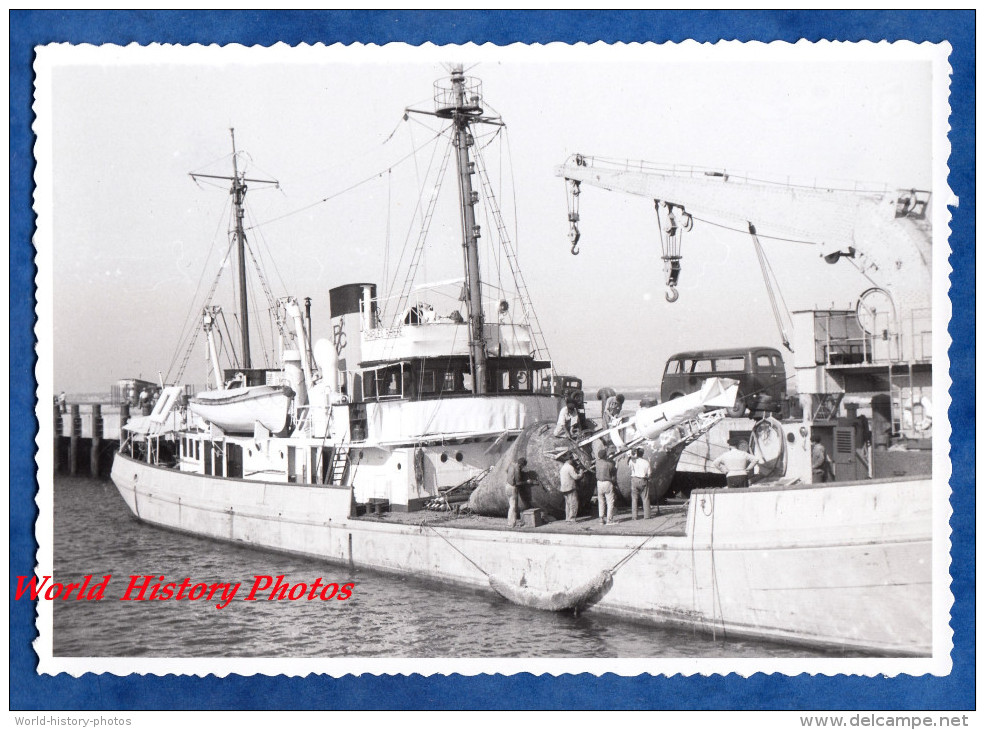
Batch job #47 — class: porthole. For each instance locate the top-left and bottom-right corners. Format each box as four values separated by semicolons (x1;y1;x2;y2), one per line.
397;462;402;470
440;452;449;463
455;452;464;462
786;432;796;443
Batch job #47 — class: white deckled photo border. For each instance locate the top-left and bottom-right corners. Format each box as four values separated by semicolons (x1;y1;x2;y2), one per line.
32;40;954;678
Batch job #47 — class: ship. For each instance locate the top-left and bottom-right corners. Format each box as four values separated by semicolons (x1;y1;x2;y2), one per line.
111;67;936;657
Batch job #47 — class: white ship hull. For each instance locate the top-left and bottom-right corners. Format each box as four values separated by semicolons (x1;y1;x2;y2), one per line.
111;453;932;656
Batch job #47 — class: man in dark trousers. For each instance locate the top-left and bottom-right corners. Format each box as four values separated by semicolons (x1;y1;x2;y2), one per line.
595;447;617;525
559;454;584;521
712;440;762;489
505;457;529;528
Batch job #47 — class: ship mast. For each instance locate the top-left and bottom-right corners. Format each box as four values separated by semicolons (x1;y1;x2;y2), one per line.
427;66;497;395
190;129;278;371
229;129;252;369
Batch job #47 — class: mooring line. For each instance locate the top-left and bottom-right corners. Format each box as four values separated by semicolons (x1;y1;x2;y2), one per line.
420;522;490;578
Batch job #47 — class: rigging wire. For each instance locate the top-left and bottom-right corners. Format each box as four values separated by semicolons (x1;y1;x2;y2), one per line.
382;168;393;301
165;196;232;377
224;312;242;369
504;128;520;261
245;205;290;302
188;151;238;177
760;239;796;336
166;212;237;384
688;213;821;246
244;129;444;232
843;255;884;290
387;132;454;326
244;242;270;369
750;227;791;348
471;137;553;366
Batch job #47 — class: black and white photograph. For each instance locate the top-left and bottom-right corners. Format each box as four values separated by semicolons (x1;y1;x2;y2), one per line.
32;41;952;678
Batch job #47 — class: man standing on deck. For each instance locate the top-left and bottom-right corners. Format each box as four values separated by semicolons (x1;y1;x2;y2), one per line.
811;435;833;483
505;457;529;528
595;447;617;525
629;448;654;519
712;440;763;489
559;455;584;521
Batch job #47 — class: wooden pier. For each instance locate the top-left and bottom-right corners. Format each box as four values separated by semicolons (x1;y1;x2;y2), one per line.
53;401;127;478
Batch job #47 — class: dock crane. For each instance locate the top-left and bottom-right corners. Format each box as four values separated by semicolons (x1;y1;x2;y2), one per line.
557;154;933;350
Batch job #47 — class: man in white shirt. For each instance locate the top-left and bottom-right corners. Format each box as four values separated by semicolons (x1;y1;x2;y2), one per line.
629;448;654;519
712;440;763;488
558;455;584;521
553;399;580;438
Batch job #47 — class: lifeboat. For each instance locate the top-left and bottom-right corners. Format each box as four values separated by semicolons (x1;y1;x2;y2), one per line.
188;384;294;434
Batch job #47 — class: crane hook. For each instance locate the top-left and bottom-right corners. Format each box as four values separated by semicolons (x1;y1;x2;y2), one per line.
665;285;679;303
568;221;581;255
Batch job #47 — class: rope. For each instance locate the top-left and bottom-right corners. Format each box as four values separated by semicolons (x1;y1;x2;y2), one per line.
750;224;791;348
608;527;665;574
419;522;490;577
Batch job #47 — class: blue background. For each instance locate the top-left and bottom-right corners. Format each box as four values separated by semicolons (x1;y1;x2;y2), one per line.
9;10;975;710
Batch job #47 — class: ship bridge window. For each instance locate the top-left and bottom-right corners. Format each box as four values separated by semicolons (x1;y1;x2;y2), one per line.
494;368;532;392
363;362;411;401
419;370;437;395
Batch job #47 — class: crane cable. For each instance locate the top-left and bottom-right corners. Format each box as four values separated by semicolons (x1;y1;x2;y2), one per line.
748;223;792;351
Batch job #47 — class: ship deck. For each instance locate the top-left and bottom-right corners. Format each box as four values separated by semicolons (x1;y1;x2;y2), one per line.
355;499;690;536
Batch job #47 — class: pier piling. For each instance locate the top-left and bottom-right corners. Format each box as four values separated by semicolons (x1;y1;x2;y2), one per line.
90;404;102;477
53;404;63;473
68;404;81;475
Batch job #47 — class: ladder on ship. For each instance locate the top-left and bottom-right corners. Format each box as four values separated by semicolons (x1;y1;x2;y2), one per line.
329;442;351;485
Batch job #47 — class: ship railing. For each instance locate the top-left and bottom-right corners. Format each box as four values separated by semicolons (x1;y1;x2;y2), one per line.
433;75;483;114
369;282;534;332
819;308;931;367
908;308;933;362
295;403;334;439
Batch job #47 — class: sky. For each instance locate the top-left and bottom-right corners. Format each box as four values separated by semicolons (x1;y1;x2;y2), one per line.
39;43;940;393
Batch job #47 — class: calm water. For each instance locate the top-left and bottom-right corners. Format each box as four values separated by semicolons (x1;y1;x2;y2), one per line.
53;474;845;658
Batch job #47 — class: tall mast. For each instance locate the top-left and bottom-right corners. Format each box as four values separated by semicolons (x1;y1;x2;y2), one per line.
405;67;507;395
190;130;278;373
230;129;252;369
443;68;488;394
